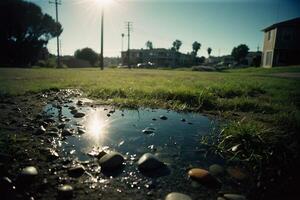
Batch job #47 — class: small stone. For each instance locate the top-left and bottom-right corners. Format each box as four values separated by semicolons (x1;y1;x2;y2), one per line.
165;192;192;200
181;118;186;122
58;184;73;198
58;123;66;129
88;150;107;159
62;129;73;136
109;110;115;114
18;166;38;184
76;100;83;106
142;127;155;134
209;164;224;176
223;194;247;200
137;153;165;171
21;166;38;176
77;127;86;134
99;152;124;170
160;115;168;120
74;112;85;118
68;165;85;178
107;114;111;117
70;109;78;115
188;168;221;188
42;148;59;161
152;118;157;121
35;125;46;135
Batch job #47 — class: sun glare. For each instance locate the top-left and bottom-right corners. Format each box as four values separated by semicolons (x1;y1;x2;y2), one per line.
94;0;112;6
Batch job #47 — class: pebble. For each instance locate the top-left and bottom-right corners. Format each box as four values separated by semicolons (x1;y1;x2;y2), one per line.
68;165;85;178
160;115;168;120
181;118;186;122
77;127;86;134
62;129;73;136
45;148;59;161
142;127;155;134
35;125;46;135
73;112;85;118
223;194;247;200
58;184;73;198
18;166;38;183
137;153;165;171
188;168;221;188
99;152;124;170
76;100;83;106
209;164;224;176
165;192;192;200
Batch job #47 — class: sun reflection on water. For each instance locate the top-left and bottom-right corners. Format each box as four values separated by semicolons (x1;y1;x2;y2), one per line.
84;109;110;145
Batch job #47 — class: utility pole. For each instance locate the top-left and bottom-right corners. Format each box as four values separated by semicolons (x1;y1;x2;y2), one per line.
49;0;61;68
99;6;104;70
121;33;125;52
125;22;132;69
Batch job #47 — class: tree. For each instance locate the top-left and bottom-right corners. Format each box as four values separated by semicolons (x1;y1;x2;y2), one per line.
0;0;62;67
207;47;212;57
74;48;98;66
172;40;182;52
231;44;249;63
192;41;201;56
145;41;153;50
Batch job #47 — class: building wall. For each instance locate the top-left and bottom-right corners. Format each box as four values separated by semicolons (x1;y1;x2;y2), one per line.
262;28;277;68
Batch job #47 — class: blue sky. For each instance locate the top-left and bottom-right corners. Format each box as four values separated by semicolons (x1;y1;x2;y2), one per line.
29;0;300;57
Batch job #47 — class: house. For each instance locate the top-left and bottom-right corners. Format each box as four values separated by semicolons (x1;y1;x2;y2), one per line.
121;48;194;67
261;17;300;67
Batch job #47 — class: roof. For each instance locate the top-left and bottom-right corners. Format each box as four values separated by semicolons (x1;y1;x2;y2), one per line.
262;17;300;32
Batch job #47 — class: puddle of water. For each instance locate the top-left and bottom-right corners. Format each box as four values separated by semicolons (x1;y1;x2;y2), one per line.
44;101;220;165
43;99;233;199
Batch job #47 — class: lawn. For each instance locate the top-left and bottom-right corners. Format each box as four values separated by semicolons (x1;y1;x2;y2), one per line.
1;66;300;197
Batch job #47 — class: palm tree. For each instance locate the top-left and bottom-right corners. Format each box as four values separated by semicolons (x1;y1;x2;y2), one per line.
145;41;153;50
192;41;201;56
207;47;212;57
172;40;182;52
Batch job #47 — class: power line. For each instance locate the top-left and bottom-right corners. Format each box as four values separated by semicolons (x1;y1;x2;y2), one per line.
49;0;61;68
125;21;133;68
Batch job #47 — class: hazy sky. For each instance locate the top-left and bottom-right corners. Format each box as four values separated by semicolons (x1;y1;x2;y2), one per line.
29;0;300;57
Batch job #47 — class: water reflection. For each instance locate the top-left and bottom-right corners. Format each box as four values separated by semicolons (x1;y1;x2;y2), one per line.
84;109;111;146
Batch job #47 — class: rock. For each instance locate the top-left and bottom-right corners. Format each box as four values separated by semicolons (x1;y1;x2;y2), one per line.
62;128;73;136
68;165;85;178
152;118;157;121
165;192;192;200
226;167;247;180
76;100;83;106
70;109;78;115
73;112;85;118
223;194;246;200
21;166;38;176
99;152;124;170
77;127;86;134
188;168;221;188
107;114;111;117
58;123;66;129
142;127;155;134
209;164;224;176
35;125;46;135
137;153;165;171
160;115;168;120
18;166;38;183
58;184;73;198
88;150;107;159
42;148;59;161
109;110;115;114
181;118;186;122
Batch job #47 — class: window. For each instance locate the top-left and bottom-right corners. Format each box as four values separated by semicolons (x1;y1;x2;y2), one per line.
267;31;272;40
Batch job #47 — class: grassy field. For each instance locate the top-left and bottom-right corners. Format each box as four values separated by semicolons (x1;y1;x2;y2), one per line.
1;66;300;186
